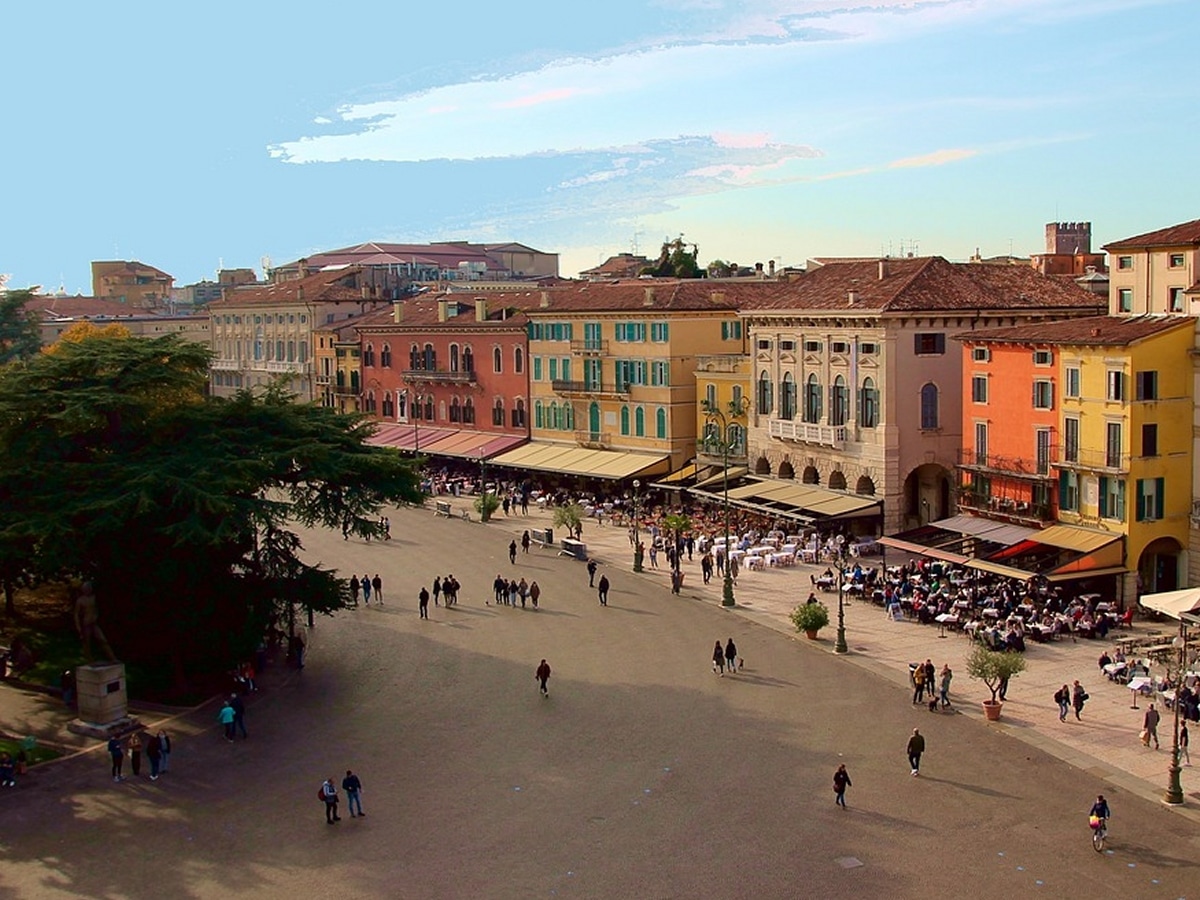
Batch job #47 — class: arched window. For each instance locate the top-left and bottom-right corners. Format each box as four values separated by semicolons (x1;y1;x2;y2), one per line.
397;392;408;418
366;391;377;413
563;403;574;430
493;398;505;426
423;395;434;420
423;344;436;370
298;342;308;363
336;370;345;388
804;374;822;424
463;398;475;424
780;373;797;420
621;405;630;436
727;423;745;455
380;344;391;368
382;393;394;418
513;398;526;428
859;377;878;428
462;346;474;373
450;396;462;423
757;371;773;416
535;400;544;429
514;347;524;374
410;344;420;369
363;344;375;367
493;347;503;373
920;383;939;429
350;371;360;392
635;406;646;437
831;375;848;426
276;340;285;361
449;344;460;372
287;340;296;362
549;402;560;430
705;383;717;410
656;407;667;438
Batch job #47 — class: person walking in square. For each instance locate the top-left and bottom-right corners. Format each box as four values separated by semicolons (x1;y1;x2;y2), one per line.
218;701;236;741
107;736;124;782
372;574;383;604
907;728;925;776
587;559;598;587
230;692;248;739
146;731;162;780
911;664;926;705
418;586;430;619
536;659;551;696
833;764;852;807
529;581;540;609
432;575;442;606
509;540;518;564
597;574;609;606
724;638;738;674
522;530;531;553
361;575;372;604
1142;703;1161;749
349;576;360;607
158;729;171;772
712;641;726;676
128;731;142;777
1072;680;1088;720
342;770;365;817
321;777;341;823
1181;722;1191;765
1054;684;1070;721
939;664;953;709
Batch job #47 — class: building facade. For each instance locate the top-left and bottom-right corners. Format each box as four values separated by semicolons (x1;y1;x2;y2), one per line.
1103;219;1200;317
91;260;174;309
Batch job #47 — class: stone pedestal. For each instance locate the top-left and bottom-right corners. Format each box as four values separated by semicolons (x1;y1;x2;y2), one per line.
67;662;138;739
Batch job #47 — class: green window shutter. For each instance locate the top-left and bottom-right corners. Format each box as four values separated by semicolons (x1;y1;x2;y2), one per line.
1136;480;1146;522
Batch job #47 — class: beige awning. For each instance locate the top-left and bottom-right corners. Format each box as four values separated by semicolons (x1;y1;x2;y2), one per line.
1139;587;1200;619
966;558;1036;580
658;462;698;484
490;442;668;480
1030;524;1121;554
694;467;749;490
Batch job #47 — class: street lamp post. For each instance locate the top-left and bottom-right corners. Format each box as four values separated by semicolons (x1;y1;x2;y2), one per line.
703;397;748;608
478;448;490;522
632;479;643;572
832;535;849;654
1164;613;1196;805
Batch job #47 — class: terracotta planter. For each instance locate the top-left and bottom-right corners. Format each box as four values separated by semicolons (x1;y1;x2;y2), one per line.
805;629;819;640
982;700;1003;721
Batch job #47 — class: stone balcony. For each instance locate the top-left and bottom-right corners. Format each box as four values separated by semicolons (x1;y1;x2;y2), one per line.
768;418;846;449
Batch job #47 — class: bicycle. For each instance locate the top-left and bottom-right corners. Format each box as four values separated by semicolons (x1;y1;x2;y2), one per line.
1090;816;1107;852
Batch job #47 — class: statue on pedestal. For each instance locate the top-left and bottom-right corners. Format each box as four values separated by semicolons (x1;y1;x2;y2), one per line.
74;582;115;663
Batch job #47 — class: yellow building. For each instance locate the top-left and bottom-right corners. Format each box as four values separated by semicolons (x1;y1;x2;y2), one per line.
1103;219;1200;316
694;353;751;471
490;282;745;482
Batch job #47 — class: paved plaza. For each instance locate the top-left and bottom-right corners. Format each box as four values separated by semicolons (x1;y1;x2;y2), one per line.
2;500;1199;899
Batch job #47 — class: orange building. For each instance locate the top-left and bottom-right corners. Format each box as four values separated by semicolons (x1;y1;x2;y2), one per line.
956;336;1060;525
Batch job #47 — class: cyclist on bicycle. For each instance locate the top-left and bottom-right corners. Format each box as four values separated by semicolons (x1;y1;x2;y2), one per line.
1090;794;1110;826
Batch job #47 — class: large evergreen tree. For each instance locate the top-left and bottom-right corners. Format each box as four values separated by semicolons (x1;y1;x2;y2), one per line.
0;332;421;687
0;288;43;364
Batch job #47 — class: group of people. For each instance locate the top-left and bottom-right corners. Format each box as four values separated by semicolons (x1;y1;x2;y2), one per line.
217;693;249;741
350;574;384;606
320;770;366;823
418;575;462;617
106;729;172;781
710;638;739;676
491;574;541;609
909;659;954;710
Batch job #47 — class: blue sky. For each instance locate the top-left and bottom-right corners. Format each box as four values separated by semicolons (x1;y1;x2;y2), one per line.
4;0;1198;292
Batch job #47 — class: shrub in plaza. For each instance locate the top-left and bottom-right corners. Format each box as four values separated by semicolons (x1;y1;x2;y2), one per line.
790;601;831;638
966;645;1027;713
552;502;586;540
474;491;501;521
0;330;422;692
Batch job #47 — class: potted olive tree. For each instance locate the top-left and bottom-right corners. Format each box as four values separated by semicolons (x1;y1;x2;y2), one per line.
966;645;1027;721
790;602;830;640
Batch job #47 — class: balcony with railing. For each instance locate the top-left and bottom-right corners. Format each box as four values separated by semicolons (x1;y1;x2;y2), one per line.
1053;446;1131;473
265;360;310;375
696;446;748;468
575;430;612;449
957;448;1054;480
955;489;1054;525
552;380;629;397
570;339;609;355
402;368;477;384
768;418;845;448
210;358;240;371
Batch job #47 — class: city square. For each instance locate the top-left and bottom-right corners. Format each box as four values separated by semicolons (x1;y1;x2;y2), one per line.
2;501;1198;899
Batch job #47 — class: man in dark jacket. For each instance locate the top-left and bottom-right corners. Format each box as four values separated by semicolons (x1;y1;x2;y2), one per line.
342;770;365;817
907;728;926;776
597;575;609;606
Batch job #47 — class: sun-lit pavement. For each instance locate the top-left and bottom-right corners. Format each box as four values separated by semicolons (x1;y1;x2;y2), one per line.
1;499;1198;899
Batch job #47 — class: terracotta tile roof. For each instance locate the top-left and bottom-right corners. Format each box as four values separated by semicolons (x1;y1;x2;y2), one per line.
355;294;541;332
580;254;650;278
505;279;765;314
282;242;511;274
25;294;141;319
206;267;370;308
739;257;1101;313
1102;218;1200;251
962;315;1196;347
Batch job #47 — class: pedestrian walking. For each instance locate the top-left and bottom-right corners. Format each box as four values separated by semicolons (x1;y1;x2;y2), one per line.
445;575;459;606
502;496;511;516
158;729;171;772
518;577;529;609
939;664;953;709
529;581;540;609
230;693;248;739
419;586;430;619
349;576;360;606
649;545;659;569
1182;722;1191;765
597;574;609;606
712;640;726;676
218;701;236;741
509;540;518;564
911;664;926;705
381;516;391;539
536;659;551;696
833;764;852;808
907;728;925;776
128;731;142;777
724;638;738;673
146;731;162;780
1054;684;1070;721
107;736;124;782
508;579;519;606
361;575;372;604
701;554;713;585
372;574;383;604
321;777;341;823
670;569;683;594
1142;703;1161;749
522;530;531;553
342;770;365;817
998;673;1010;701
1072;680;1088;720
587;559;598;587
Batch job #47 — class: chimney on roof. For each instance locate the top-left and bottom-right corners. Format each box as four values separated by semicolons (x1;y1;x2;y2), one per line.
879;259;888;280
755;262;764;278
438;299;449;322
475;298;488;322
298;258;310;278
221;287;228;302
848;290;858;306
711;290;726;304
768;260;775;277
540;291;550;309
297;285;304;302
361;284;369;300
393;301;403;324
644;287;656;306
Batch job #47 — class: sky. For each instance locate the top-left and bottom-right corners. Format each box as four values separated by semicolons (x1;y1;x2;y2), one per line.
3;0;1199;293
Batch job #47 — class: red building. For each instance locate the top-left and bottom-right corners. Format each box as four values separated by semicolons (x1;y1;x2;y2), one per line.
355;295;535;460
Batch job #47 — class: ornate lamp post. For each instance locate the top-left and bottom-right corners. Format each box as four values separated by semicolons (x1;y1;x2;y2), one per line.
702;397;749;608
632;479;644;572
832;535;849;654
1164;612;1197;805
